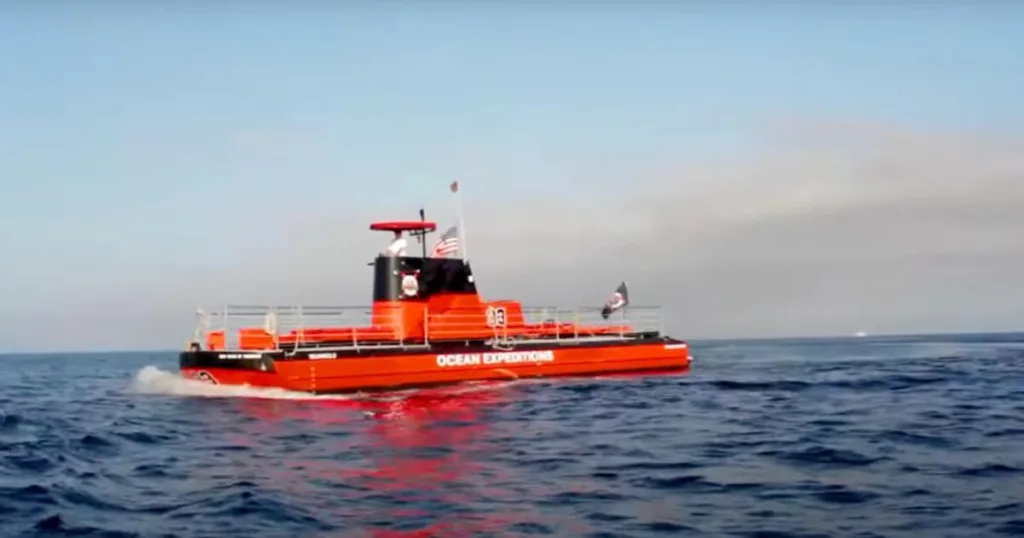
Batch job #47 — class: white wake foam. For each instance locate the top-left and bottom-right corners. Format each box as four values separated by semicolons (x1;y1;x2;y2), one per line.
127;365;550;405
127;366;353;400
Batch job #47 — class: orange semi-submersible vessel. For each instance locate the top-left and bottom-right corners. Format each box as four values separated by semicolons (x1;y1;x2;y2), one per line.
179;205;691;393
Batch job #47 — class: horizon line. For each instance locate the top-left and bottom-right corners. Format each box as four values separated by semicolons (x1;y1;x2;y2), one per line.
1;329;1022;357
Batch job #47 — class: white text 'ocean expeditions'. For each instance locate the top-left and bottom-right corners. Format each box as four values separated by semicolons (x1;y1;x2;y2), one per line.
435;350;555;368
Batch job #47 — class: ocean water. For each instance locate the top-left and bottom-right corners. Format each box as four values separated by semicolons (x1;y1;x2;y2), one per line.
1;334;1023;537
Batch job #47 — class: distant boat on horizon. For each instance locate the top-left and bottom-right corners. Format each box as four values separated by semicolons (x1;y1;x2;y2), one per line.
854;331;868;338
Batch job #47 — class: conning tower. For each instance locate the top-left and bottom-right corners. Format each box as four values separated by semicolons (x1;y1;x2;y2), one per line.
368;220;482;340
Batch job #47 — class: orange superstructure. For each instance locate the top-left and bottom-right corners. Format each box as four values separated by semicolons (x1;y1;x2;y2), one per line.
180;210;691;393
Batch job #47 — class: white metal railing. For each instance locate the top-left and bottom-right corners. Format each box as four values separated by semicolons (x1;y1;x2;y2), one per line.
423;305;663;345
190;304;664;353
194;304;406;352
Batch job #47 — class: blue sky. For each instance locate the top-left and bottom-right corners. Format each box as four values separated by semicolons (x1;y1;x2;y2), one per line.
1;5;1022;351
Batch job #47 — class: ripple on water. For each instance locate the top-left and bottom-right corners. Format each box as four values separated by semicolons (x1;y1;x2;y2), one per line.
755;444;887;473
2;339;1024;536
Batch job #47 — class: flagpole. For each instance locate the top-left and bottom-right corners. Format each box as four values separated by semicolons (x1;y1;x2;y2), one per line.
451;181;468;263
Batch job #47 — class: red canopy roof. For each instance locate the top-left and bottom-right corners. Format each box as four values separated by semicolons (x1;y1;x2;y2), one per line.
369;221;437;233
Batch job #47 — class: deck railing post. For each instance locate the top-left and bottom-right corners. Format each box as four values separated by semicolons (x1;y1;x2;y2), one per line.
554;308;560;341
619;308;625;338
573;308;579;341
271;305;279;349
223;305;231;350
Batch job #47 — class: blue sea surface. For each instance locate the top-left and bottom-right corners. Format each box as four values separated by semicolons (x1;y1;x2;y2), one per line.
2;333;1023;537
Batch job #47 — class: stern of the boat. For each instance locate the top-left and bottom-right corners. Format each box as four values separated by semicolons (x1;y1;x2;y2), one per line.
178;349;281;387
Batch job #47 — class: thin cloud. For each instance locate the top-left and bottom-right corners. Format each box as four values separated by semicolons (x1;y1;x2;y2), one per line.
6;120;1022;351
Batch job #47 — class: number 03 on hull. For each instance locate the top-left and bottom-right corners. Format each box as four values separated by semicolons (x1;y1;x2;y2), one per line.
178;215;691;394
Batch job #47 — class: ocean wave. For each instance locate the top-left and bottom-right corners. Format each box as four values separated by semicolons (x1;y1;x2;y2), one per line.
2;335;1023;536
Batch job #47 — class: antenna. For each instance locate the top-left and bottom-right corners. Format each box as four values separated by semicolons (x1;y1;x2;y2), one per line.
419;206;427;258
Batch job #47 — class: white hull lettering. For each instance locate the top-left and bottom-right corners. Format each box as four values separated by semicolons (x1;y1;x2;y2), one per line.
435;350;555;368
217;353;261;360
308;352;337;359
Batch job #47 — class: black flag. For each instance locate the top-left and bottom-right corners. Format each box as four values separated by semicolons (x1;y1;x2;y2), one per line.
601;281;629;319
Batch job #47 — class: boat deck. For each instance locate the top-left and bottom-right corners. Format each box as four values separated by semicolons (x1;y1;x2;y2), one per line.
190;303;668;354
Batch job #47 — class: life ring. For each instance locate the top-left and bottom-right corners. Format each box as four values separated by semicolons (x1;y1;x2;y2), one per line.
401;274;419;297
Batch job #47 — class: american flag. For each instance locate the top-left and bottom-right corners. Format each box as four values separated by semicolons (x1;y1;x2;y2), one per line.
430;225;459;257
